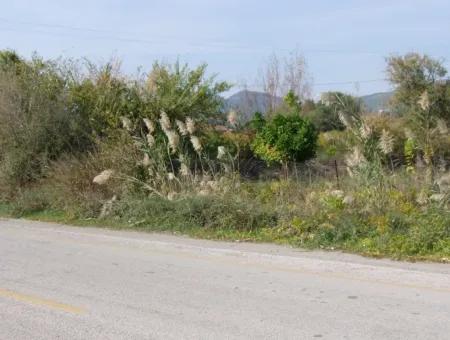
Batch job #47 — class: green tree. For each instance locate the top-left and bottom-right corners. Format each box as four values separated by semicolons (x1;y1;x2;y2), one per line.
386;53;448;113
145;61;230;122
283;90;302;113
0;50;23;72
306;92;360;132
251;114;318;166
0;53;95;186
249;112;266;131
387;53;450;180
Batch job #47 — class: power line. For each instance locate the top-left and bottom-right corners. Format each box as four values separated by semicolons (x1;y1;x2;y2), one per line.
0;17;393;56
0;26;393;88
0;17;249;52
0;17;445;90
0;17;144;36
1;16;449;60
313;79;388;87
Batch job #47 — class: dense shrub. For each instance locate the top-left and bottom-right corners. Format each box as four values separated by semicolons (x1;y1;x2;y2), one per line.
251;114;318;165
0;56;95;187
0;52;231;190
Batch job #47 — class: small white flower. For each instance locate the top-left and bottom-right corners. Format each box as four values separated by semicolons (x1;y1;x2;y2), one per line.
93;170;114;185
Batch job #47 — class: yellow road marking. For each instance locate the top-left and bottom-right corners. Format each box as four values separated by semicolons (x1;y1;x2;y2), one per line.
0;287;85;315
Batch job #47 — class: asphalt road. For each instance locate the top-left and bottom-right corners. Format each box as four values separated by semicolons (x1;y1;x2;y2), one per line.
0;218;449;340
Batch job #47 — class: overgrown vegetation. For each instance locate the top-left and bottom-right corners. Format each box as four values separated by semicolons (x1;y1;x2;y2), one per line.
0;50;449;262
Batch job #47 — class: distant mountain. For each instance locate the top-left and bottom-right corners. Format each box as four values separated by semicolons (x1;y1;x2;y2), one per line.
223;90;394;121
360;91;393;112
223;90;282;121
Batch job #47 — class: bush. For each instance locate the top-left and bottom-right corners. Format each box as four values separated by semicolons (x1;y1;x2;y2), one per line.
0;51;232;190
43;133;141;218
251;114;318;165
306;103;345;132
0;55;96;188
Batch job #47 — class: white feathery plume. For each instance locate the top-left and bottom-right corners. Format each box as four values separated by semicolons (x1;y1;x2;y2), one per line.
93;170;114;185
338;111;351;128
146;134;155;148
190;135;202;154
185;117;196;134
217;146;226;160
121;117;132;131
227;110;238;126
418;91;430;111
379;129;394;155
180;163;190;177
165;130;180;153
404;128;415;140
159;111;171;132
345;147;365;169
436;172;450;193
416;190;428;205
436;118;448;135
143;118;155;133
359;123;372;139
142;153;151;167
175;119;189;136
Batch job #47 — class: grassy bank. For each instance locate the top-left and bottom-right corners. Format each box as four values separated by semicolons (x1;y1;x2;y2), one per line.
1;176;449;263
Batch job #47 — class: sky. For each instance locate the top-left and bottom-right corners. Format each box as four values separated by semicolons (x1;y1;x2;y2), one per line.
1;0;449;97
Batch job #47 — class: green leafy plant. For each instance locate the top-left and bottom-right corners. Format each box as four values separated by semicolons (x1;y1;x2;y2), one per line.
251;114;318;165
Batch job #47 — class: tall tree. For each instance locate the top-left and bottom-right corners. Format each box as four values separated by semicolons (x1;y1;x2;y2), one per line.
258;49;312;113
386;53;447;111
387;53;450;182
